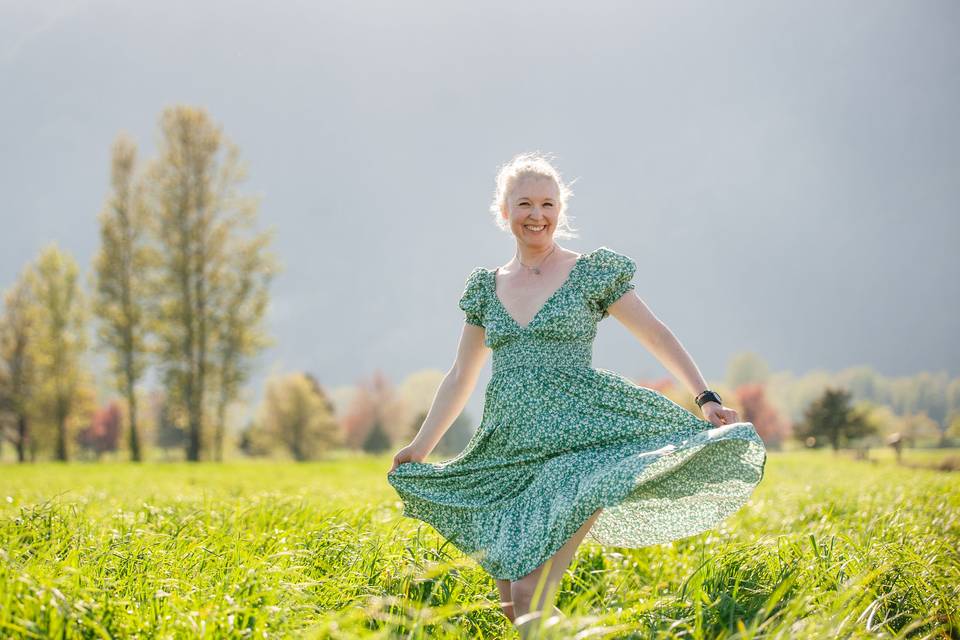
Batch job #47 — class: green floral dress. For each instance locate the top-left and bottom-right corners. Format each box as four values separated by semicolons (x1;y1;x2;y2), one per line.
387;246;767;581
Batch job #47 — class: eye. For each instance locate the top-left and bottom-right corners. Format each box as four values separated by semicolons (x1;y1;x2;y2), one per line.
519;202;530;207
543;202;554;207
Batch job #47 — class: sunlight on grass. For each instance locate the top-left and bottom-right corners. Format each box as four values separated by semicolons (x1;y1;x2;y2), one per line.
1;451;957;638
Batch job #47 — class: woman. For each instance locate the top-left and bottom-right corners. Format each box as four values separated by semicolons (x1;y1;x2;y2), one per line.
387;151;767;635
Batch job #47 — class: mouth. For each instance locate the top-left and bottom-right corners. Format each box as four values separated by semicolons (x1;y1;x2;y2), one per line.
524;224;547;234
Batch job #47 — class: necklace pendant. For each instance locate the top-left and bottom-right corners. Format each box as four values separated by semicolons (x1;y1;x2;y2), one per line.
533;267;541;275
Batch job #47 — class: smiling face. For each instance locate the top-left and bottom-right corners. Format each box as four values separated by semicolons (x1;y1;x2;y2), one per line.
500;174;561;247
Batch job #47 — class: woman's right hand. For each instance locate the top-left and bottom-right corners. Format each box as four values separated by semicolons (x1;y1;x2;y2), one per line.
388;442;429;474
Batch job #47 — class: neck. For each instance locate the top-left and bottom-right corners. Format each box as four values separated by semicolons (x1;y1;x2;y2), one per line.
516;242;558;266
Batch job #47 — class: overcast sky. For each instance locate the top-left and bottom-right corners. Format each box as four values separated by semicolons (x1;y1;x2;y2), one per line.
1;0;958;417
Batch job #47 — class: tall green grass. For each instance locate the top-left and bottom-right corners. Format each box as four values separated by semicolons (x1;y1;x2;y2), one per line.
1;451;957;638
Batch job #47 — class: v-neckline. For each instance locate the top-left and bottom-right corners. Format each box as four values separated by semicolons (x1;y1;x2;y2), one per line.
490;252;589;331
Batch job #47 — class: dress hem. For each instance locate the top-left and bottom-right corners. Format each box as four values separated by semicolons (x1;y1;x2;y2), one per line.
393;421;766;582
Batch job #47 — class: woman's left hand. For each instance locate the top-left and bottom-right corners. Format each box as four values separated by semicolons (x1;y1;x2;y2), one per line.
701;402;739;427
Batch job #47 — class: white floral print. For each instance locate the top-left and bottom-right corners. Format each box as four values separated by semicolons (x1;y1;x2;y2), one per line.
387;246;767;581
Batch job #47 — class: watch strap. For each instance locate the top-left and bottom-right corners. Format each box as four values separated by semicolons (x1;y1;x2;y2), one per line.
695;390;722;408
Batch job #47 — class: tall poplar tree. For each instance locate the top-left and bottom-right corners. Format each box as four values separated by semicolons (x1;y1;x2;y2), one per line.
144;105;268;461
92;133;153;462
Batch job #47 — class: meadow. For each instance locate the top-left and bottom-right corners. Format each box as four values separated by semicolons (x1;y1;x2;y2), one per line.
1;449;957;639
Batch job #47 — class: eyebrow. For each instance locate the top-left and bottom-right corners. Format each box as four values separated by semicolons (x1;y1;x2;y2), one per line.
516;197;555;201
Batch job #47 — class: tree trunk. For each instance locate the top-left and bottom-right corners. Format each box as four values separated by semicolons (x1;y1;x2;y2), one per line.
128;389;141;462
125;350;142;462
16;414;27;462
56;412;68;461
188;404;201;461
214;397;226;462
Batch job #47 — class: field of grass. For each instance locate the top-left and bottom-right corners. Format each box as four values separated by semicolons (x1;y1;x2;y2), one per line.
1;450;958;639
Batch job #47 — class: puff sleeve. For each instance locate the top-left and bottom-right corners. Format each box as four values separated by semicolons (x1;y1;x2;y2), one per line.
458;267;488;327
584;247;637;320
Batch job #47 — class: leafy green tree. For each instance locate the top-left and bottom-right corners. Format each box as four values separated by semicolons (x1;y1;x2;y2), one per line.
794;386;874;451
362;418;391;454
258;372;341;461
27;244;91;461
91;133;154;462
899;412;941;448
0;273;39;462
143;105;269;461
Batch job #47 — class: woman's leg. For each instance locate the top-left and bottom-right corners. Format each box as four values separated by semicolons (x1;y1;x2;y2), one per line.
511;507;603;636
495;578;515;622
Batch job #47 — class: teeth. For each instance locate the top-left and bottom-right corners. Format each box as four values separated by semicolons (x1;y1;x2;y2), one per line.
525;225;545;231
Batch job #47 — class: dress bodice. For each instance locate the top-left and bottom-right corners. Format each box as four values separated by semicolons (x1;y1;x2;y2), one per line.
458;246;637;376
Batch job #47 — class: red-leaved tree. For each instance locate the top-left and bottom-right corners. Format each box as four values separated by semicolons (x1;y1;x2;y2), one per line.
735;383;791;449
76;400;123;459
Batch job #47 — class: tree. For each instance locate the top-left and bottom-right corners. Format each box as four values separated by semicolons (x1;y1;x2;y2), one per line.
76;400;123;460
859;401;903;442
339;371;410;452
794;387;874;451
237;418;273;457
91;132;154;462
946;413;960;443
258;372;341;461
27;244;90;461
898;412;941;448
210;231;277;461
948;379;960;434
340;386;376;450
0;274;38;462
143;105;268;461
362;417;391;453
735;383;791;449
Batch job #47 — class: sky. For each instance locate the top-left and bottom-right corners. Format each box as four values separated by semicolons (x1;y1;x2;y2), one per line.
1;0;958;422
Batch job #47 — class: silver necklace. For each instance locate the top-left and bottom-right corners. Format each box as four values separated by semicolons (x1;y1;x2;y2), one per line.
515;243;558;275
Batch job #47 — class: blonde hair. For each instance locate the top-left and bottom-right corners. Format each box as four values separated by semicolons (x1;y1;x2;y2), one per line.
489;151;579;239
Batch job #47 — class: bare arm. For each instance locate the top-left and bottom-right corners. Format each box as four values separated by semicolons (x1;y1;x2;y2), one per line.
389;323;490;470
606;291;739;426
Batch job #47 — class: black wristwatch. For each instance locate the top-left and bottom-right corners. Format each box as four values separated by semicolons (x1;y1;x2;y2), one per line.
695;390;722;408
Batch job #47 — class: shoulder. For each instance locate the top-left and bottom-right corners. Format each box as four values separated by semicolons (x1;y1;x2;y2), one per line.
459;266;490;321
585;245;632;263
579;247;637;317
463;266;490;289
459;266;489;301
580;246;636;273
